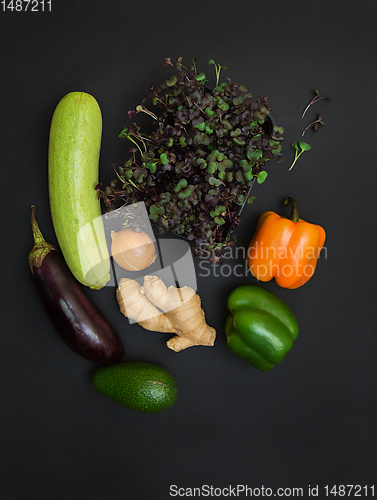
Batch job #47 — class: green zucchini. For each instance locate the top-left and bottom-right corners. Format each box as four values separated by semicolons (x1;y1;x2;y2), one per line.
48;92;110;289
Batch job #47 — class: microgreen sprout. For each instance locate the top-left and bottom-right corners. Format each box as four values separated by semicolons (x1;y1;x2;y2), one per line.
135;104;158;121
208;59;228;87
118;126;144;156
302;90;331;118
159;153;169;165
302;114;324;136
256;170;268;183
289;142;311;171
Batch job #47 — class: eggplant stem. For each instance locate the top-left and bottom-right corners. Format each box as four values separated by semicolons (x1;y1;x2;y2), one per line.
31;205;46;245
29;205;57;271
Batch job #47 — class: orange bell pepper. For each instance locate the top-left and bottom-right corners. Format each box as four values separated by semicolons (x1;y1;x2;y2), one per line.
247;197;326;289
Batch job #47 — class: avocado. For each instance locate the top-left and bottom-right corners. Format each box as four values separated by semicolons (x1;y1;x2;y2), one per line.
92;362;177;413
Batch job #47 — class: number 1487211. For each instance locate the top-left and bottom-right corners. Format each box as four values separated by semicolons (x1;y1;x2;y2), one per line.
2;0;51;11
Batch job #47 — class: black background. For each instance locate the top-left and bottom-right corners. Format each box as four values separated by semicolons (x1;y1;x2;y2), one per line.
3;1;377;499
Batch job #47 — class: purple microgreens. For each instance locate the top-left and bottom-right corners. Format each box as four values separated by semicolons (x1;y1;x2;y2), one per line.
164;56;184;71
112;163;124;181
302;90;331;118
104;57;284;259
164;57;173;67
95;182;103;199
192;101;207;116
302;114;325;136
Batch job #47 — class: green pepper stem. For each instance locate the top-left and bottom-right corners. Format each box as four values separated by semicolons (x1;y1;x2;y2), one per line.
283;197;299;222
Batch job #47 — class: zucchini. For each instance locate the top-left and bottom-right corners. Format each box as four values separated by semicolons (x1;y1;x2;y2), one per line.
48;92;110;289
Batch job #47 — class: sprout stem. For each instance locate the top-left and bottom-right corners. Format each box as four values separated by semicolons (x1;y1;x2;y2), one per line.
302;91;331;118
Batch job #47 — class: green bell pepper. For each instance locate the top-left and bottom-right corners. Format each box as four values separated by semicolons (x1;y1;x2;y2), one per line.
225;285;299;371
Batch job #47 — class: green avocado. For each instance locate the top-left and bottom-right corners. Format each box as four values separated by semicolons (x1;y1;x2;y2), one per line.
92;362;177;413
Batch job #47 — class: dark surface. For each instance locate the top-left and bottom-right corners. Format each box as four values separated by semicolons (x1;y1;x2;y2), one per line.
2;1;377;499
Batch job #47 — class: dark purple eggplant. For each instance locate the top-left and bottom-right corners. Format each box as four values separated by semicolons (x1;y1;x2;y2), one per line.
28;205;125;364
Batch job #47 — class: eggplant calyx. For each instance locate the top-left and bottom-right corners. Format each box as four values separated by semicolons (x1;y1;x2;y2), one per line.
29;205;58;272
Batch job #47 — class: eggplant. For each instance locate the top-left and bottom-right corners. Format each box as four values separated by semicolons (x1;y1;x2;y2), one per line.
28;205;125;364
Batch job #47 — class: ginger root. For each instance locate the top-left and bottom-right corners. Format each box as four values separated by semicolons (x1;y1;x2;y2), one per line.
116;275;216;352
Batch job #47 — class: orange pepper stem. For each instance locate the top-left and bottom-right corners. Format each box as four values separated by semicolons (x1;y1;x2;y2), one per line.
283;197;299;223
